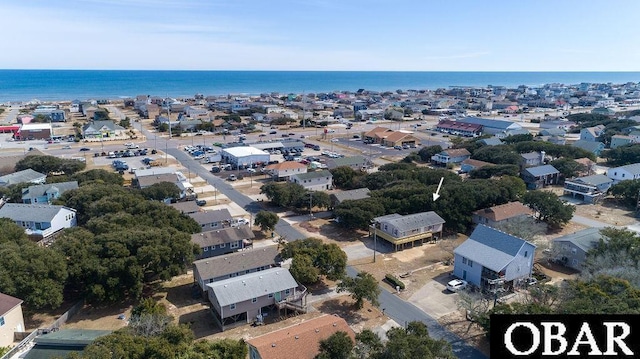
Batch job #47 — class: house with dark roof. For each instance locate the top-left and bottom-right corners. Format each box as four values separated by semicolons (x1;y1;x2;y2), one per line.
290;170;333;191
370;211;445;251
478;137;502;146
453;225;535;289
21;181;78;204
607;163;640;184
193;245;280;293
431;148;471;166
206;267;305;331
521;164;561;189
246;314;355;359
0;169;46;187
552;227;605;271
189;208;234;231
435;120;483;137
0;293;24;347
563;174;613;204
81;120;127;139
329;188;371;209
191;225;254;259
22;329;111;359
472;202;534;228
0;203;77;240
325;155;370;171
168;200;200;214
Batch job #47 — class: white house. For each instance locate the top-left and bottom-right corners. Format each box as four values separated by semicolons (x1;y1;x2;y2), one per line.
453;225;535;289
0;203;77;239
607;163;640;184
290;170;333;191
0;293;25;347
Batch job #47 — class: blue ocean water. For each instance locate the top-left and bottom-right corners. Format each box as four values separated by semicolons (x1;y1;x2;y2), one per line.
1;70;640;103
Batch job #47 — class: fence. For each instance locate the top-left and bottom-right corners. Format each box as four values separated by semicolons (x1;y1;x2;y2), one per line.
0;300;84;359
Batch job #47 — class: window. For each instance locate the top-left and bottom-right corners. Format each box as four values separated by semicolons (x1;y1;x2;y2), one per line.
230;303;236;310
203;247;208;252
0;316;4;326
468;260;473;268
230;242;240;249
268;293;274;298
524;251;528;258
285;289;291;295
462;257;467;265
252;298;257;303
220;243;226;248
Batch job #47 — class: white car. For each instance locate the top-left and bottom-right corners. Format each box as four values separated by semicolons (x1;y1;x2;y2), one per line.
246;168;256;173
330;138;339;142
446;279;468;292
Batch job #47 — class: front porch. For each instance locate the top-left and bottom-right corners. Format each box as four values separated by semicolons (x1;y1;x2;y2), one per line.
369;226;441;252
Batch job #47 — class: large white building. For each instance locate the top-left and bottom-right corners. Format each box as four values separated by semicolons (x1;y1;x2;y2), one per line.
221;146;270;166
607;163;640;184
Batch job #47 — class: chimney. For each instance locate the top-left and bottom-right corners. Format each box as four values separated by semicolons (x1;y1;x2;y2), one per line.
540;151;546;164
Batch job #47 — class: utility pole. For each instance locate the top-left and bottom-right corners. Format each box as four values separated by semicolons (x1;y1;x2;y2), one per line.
373;225;377;263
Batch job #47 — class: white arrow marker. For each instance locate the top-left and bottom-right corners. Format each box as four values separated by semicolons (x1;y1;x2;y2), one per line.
432;177;444;201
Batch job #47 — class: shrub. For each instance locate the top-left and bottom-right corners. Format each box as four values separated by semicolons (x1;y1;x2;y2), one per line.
384;273;405;290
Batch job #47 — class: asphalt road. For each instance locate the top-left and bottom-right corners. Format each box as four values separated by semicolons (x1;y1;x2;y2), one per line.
167;147;487;359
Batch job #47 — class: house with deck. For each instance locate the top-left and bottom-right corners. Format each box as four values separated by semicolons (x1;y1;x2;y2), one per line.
563;174;613;204
21;181;78;204
521;164;560;189
607;163;640;184
189;208;234;231
192;224;254;259
193;245;280;294
206;267;305;331
431;148;471;166
290;170;333;191
0;203;76;241
453;225;535;290
370;211;445;251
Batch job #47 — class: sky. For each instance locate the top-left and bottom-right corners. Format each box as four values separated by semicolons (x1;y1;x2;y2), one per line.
2;0;640;71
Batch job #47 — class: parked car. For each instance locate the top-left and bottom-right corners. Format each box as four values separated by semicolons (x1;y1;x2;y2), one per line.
62;145;72;149
210;166;221;173
246;168;256;173
446;279;468;292
79;147;91;151
227;174;237;181
269;130;277;135
331;138;339;142
393;145;403;150
195;199;207;206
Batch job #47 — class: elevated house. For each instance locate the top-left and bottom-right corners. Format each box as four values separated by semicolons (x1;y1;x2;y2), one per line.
0;203;77;241
191;223;253;259
21;181;78;204
472;202;534;228
580;125;605;142
206;267;305;331
563;174;613;204
0;293;25;347
246;314;355;359
264;161;307;181
551;228;604;271
431;148;471;166
521;164;560;189
290;170;333;191
329;188;371;210
571;140;605;156
370;211;445;251
435;120;483;137
189;208;234;231
520;151;545;168
607;163;640;184
193;245;280;294
0;169;46;187
453;225;535;290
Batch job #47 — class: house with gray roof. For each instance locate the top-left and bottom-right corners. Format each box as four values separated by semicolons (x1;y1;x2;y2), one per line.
563;174;613;203
571;140;605;156
456;117;522;138
521;164;560;189
189;208;234;231
453;225;535;289
370;211;445;251
0;169;46;187
206;267;305;331
193;245;280;293
580;125;605;142
168;200;200;214
290;170;333;191
552;227;604;271
81;120;126;139
478;137;503;146
22;181;78;204
191;225;255;259
325;155;370;171
431;148;471;166
539;128;566;137
607;163;640;184
0;203;76;240
329;188;371;209
610;135;633;149
520;151;545;168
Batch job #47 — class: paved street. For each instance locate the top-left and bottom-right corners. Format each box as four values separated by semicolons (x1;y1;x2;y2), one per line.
167;147;487;359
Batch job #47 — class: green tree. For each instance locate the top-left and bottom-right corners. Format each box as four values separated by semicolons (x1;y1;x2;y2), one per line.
119;117;131;128
609;179;640;207
282;238;347;283
331;166;360;189
315;331;354;359
15;155;86;175
602;144;640;166
334;198;386;230
353;329;383;359
72;168;124;186
260;182;307;207
550;158;586;179
522;190;575;228
417;145;443;162
139;182;180;201
290;254;319;285
471;144;521;165
254;210;279;232
337;272;380;309
374;321;455;359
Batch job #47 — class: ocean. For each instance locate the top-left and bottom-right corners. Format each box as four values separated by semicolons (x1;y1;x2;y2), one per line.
2;70;640;103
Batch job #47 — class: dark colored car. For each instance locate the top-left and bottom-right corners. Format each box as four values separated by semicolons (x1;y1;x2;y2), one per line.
79;147;91;151
196;199;206;206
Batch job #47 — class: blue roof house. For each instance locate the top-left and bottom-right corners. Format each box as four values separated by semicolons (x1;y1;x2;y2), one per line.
453;225;536;289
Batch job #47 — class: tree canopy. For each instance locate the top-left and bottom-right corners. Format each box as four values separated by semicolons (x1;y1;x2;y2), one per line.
15;155;86;175
281;238;347;283
337;272;380;309
522;190;575;229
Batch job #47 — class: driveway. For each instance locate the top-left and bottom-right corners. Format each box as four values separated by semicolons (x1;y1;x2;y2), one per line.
408;274;460;319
